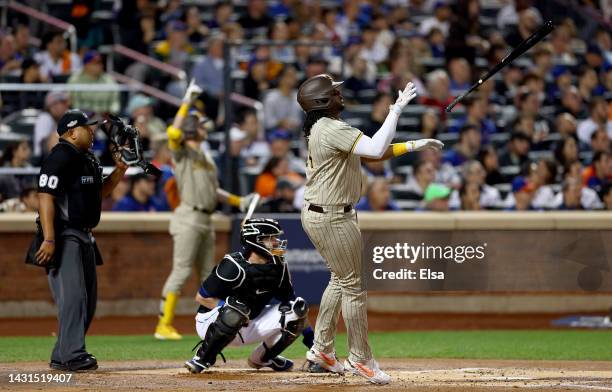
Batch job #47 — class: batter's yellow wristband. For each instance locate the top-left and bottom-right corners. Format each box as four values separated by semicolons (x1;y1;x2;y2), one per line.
228;194;241;207
177;103;189;118
392;143;408;157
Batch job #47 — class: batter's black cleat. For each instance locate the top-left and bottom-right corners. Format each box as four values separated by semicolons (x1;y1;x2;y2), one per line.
248;356;294;371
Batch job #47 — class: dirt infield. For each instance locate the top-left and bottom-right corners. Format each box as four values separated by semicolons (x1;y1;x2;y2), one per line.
1;358;611;391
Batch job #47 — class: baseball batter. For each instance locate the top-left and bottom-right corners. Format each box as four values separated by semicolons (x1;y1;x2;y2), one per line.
297;74;443;384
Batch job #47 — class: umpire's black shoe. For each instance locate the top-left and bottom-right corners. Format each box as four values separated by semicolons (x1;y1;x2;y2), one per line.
65;354;98;371
49;360;68;371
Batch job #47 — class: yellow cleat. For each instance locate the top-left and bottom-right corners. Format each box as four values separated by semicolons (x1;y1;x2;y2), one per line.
154;324;182;340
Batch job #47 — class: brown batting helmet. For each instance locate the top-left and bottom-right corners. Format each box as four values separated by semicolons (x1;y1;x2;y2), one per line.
297;74;344;112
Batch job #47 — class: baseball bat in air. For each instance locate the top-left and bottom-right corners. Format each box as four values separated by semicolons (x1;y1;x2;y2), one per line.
241;193;261;227
445;20;555;112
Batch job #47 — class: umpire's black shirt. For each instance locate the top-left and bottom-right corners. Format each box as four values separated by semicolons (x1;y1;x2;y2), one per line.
38;139;103;229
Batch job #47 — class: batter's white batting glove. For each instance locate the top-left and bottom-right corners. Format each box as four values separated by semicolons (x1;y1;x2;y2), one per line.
239;192;261;213
405;138;445;152
183;78;203;104
390;82;418;115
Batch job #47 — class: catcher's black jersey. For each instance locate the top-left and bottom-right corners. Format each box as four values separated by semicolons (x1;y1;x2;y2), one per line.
198;252;296;319
38;140;103;229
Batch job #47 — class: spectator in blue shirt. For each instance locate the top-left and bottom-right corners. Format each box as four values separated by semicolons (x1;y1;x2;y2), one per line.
451;96;496;139
356;178;399;212
443;124;481;167
113;173;163;212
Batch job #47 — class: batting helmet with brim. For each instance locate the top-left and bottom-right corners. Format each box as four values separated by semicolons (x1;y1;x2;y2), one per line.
297;74;343;112
182;112;213;139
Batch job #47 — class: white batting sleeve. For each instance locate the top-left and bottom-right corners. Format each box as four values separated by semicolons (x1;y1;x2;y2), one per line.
352;111;400;159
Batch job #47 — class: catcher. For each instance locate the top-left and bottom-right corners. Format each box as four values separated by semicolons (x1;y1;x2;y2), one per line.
184;218;313;373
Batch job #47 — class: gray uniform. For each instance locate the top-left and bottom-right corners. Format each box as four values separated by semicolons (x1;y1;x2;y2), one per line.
301;117;372;363
161;145;218;297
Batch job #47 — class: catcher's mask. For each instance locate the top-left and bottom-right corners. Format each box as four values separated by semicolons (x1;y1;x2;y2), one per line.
182;112;214;140
297;74;344;112
241;218;287;264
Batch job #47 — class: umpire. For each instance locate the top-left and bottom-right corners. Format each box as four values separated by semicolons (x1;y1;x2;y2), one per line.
35;109;127;371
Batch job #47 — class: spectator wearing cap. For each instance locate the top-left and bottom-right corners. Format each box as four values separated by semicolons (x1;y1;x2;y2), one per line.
68;50;120;114
423;183;452;212
208;1;233;31
582;151;611;194
419;1;451;38
243;59;270;101
127;94;166;144
591;129;611;154
267;128;305;174
112;173;164;212
259;177;300;213
499;131;531;170
443;124;481;167
35;31;81;80
505;176;535;211
356;178;399;212
34;91;71;157
577;98;612;145
263;66;302;134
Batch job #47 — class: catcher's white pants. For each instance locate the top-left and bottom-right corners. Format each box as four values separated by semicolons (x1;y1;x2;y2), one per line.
195;303;299;347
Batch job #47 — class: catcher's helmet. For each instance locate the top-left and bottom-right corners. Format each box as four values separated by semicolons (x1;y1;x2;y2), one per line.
182;111;213;140
297;74;344;112
241;218;287;264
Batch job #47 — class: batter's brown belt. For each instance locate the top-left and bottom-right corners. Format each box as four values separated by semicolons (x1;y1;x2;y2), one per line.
308;204;352;214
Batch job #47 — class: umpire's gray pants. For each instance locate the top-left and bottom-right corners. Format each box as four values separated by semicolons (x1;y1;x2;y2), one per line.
47;230;97;363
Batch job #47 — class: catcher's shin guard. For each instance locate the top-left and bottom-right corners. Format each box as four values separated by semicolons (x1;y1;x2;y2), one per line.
192;297;250;368
260;298;308;362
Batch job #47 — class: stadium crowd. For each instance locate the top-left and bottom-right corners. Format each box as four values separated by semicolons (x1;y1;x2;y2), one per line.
0;0;611;213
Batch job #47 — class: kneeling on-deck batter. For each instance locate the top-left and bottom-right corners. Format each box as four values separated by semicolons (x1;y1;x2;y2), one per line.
185;218;313;373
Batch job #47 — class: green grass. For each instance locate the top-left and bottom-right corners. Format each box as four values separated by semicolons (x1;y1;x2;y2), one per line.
1;331;611;363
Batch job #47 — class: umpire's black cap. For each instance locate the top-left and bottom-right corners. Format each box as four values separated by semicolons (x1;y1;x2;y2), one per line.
57;109;99;135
